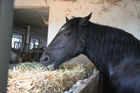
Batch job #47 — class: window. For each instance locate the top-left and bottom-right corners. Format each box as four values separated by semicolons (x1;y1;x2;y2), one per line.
30;38;39;50
11;34;22;49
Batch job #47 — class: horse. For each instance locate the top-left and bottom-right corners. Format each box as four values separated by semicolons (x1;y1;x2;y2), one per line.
40;13;140;93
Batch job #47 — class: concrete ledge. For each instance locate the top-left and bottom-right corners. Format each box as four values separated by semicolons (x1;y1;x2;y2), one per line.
73;70;103;93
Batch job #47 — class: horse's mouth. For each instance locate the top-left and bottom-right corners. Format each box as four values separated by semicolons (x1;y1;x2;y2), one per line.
40;60;59;70
40;61;53;67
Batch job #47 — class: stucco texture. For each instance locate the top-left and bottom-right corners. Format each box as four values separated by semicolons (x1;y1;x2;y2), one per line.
47;0;140;64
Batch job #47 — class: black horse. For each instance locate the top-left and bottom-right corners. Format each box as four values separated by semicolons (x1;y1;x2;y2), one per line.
40;13;140;93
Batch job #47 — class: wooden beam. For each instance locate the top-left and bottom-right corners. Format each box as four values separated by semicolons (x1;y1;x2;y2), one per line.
14;0;49;9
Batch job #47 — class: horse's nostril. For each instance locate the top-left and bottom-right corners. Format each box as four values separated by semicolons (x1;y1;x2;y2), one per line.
43;56;49;62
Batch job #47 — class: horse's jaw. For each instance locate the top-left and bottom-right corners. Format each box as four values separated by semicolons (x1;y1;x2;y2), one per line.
49;62;59;70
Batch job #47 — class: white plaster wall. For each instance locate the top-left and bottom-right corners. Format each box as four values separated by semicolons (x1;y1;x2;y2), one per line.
47;0;140;63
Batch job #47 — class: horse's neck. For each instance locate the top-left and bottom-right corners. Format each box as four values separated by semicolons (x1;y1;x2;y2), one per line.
83;24;140;76
82;24;128;75
84;46;110;76
82;24;110;75
83;38;110;75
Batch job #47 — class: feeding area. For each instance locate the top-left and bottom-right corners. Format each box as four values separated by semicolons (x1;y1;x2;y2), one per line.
8;62;95;93
0;0;140;93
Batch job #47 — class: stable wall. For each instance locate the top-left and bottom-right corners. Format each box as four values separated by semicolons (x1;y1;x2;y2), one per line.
47;0;140;63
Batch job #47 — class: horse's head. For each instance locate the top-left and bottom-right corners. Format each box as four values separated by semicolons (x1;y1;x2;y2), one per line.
40;13;92;69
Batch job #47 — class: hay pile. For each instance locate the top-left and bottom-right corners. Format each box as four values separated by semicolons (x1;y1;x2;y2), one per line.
8;62;94;93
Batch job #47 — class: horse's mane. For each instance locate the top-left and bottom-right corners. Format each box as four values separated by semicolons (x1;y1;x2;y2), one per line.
69;17;140;73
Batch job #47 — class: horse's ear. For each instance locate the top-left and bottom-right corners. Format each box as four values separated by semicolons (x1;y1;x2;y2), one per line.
66;17;69;22
79;13;92;25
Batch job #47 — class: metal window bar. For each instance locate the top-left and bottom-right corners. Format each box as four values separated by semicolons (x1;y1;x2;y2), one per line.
0;0;14;93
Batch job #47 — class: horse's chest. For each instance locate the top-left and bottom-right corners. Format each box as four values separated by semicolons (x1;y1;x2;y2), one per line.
108;62;127;86
108;60;140;93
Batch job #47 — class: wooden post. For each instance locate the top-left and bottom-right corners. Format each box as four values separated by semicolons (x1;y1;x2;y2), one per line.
0;0;14;93
26;25;31;52
22;34;25;52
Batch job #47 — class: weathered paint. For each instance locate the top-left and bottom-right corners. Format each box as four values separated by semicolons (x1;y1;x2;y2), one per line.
47;0;140;63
